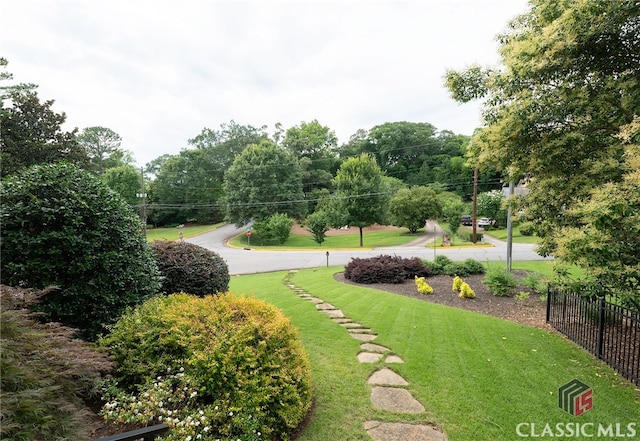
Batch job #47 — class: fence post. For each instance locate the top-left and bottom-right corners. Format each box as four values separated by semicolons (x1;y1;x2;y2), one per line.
596;297;606;360
546;287;552;323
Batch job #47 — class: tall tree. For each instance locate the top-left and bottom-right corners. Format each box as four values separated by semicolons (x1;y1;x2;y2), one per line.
389;186;442;233
332;154;387;247
76;126;131;175
0;90;88;177
445;0;639;259
101;164;141;206
284;120;339;194
224;140;306;226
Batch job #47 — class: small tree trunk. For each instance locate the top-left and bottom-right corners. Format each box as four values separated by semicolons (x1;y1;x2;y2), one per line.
359;226;364;247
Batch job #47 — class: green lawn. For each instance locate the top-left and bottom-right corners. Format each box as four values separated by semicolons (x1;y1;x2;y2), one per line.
486;226;541;244
229;268;640;441
229;227;425;249
145;223;222;242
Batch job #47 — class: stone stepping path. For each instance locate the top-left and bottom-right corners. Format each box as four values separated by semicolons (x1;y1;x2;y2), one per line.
283;271;447;441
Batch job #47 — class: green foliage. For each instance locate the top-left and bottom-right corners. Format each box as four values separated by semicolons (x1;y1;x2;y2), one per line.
458;282;475;299
415;276;434;295
477;189;507;227
150;240;230;296
388;186;442;233
0;162;161;339
447;0;639;264
0;90;89;177
441;197;464;236
101;164;141;205
100;293;313;441
483;264;518;297
521;272;548;295
76;126;129;175
452;275;463;292
457;227;484;243
1;286;113;441
518;221;535;236
423;256;485;277
333;153;387;246
554;140;640;307
252;212;295;245
225;140;306;226
304;210;332;245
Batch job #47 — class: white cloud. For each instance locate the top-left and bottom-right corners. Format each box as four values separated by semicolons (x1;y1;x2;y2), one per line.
1;0;529;166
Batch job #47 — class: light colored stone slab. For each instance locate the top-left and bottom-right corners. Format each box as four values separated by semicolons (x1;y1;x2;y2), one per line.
350;333;377;342
315;302;335;310
364;420;447;441
370;387;425;413
368;368;409;386
385;355;405;363
331;318;352;323
340;322;364;329
348;328;372;334
320;309;344;318
357;352;383;363
307;297;324;304
360;343;390;353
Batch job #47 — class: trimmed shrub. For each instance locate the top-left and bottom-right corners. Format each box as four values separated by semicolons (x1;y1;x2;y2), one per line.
252;213;294;245
458;282;476;299
457;227;484;243
150;240;230;296
483;264;518;296
100;293;313;441
424;257;484;277
1;285;113;441
452;276;463;292
0;162;161;339
344;255;429;284
462;258;486;275
415;276;434;295
518;221;535;236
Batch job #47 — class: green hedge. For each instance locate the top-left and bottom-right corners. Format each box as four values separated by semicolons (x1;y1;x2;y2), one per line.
100;293;313;441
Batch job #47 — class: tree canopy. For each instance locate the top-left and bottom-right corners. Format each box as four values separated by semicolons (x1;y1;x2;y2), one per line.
76;126;133;174
445;0;640;298
224;140;306;226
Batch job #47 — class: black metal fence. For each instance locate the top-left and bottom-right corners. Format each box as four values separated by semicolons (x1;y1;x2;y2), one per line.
94;424;169;441
547;289;640;385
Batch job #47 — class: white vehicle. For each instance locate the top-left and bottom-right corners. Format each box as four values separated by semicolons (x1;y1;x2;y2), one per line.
478;217;495;227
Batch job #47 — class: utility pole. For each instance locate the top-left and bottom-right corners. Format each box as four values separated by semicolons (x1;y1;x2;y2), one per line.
136;167;147;235
472;168;478;244
506;181;514;271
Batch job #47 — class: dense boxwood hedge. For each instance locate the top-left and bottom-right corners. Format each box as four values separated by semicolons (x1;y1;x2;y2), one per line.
0;162;161;339
150;240;229;296
100;292;313;441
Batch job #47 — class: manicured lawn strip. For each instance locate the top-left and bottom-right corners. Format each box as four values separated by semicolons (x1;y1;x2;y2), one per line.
486;226;540;244
145;223;222;242
228;271;373;441
510;260;586;280
248;267;640;441
230;228;423;250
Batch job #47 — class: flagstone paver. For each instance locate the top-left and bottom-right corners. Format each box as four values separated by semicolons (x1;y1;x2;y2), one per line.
368;368;409;386
364;421;447;441
371;387;425;413
358;352;384;363
360;343;390;353
284;273;446;441
315;302;336;310
385;355;404;363
319;309;345;318
350;333;377;342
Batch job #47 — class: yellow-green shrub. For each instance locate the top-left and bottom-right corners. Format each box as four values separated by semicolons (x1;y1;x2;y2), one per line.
100;292;313;440
415;276;434;295
452;275;463;292
458;282;476;299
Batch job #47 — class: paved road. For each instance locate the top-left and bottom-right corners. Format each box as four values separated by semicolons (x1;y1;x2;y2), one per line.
187;223;551;275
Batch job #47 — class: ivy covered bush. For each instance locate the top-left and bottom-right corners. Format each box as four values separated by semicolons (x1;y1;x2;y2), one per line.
0;163;161;339
150;240;230;296
344;255;430;284
100;293;313;441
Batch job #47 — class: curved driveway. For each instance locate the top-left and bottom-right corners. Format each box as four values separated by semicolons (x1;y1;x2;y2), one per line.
187;223;551;276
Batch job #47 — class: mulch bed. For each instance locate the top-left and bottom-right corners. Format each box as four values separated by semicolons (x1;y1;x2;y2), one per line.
334;271;553;330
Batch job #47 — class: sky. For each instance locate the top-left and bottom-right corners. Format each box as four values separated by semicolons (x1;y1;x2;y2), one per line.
1;0;530;167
